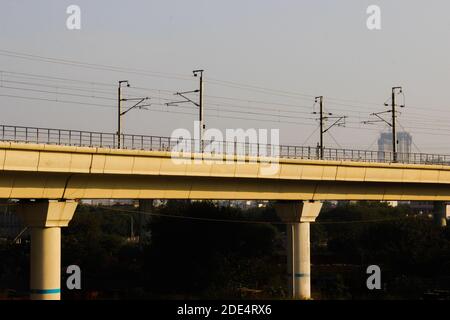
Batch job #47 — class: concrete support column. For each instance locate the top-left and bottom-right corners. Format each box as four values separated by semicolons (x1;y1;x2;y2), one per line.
276;201;322;300
293;221;311;299
433;201;447;227
30;227;61;299
17;200;78;300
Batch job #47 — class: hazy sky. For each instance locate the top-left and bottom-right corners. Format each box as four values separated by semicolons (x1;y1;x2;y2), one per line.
1;0;450;153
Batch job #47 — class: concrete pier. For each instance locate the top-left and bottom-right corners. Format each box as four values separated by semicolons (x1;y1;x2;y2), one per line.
276;201;322;300
17;200;77;300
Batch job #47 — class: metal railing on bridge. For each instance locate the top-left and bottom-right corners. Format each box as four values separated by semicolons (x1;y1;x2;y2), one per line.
0;124;449;165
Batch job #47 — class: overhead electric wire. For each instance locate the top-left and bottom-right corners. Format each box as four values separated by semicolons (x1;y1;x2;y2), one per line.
366;135;380;150
3;69;450;129
0;50;395;109
0;49;194;81
397;120;423;153
206;78;315;100
168;103;317;122
0;78;117;96
0;85;319;121
5;86;450;141
4;49;450;121
327;133;344;149
4;51;450;147
0;92;319;127
0;93;115;109
95;205;413;226
0;69;116;88
4;89;449;139
0;49;408;111
0;70;326;117
0;84;116;101
301;127;319;146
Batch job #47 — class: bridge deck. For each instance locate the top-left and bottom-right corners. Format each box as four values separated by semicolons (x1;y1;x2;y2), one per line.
2;139;450;201
1;124;449;165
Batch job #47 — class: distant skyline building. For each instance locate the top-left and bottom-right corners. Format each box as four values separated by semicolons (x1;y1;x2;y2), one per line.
378;131;412;162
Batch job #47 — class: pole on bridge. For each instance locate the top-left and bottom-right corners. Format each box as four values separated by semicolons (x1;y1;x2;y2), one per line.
361;86;404;163
165;69;205;151
117;80;130;149
318;96;323;160
117;81;151;149
390;86;404;163
386;86;403;163
314;96;346;160
193;70;205;145
391;88;396;162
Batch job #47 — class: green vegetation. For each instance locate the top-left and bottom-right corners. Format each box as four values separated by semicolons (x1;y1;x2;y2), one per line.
1;200;450;299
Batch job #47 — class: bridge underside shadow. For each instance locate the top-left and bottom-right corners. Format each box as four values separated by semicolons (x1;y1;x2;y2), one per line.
2;171;450;201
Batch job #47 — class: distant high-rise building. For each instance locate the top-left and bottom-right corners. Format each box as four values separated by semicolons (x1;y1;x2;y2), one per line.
378;131;412;162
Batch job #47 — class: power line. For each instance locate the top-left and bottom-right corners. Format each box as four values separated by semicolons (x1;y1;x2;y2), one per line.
0;84;320;122
0;93;115;109
0;78;116;96
0;69;116;88
4;76;450;128
0;92;318;127
166;70;205;140
301;127;319;146
0;84;116;101
397;120;422;153
5;51;450;149
362;86;404;162
0;49;194;81
0;50;407;113
206;78;316;100
4;49;450;121
3;69;450;128
0;49;399;112
6;90;450;142
117;80;151;148
94;204;413;226
327;132;344;149
5;89;450;141
313;96;347;158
